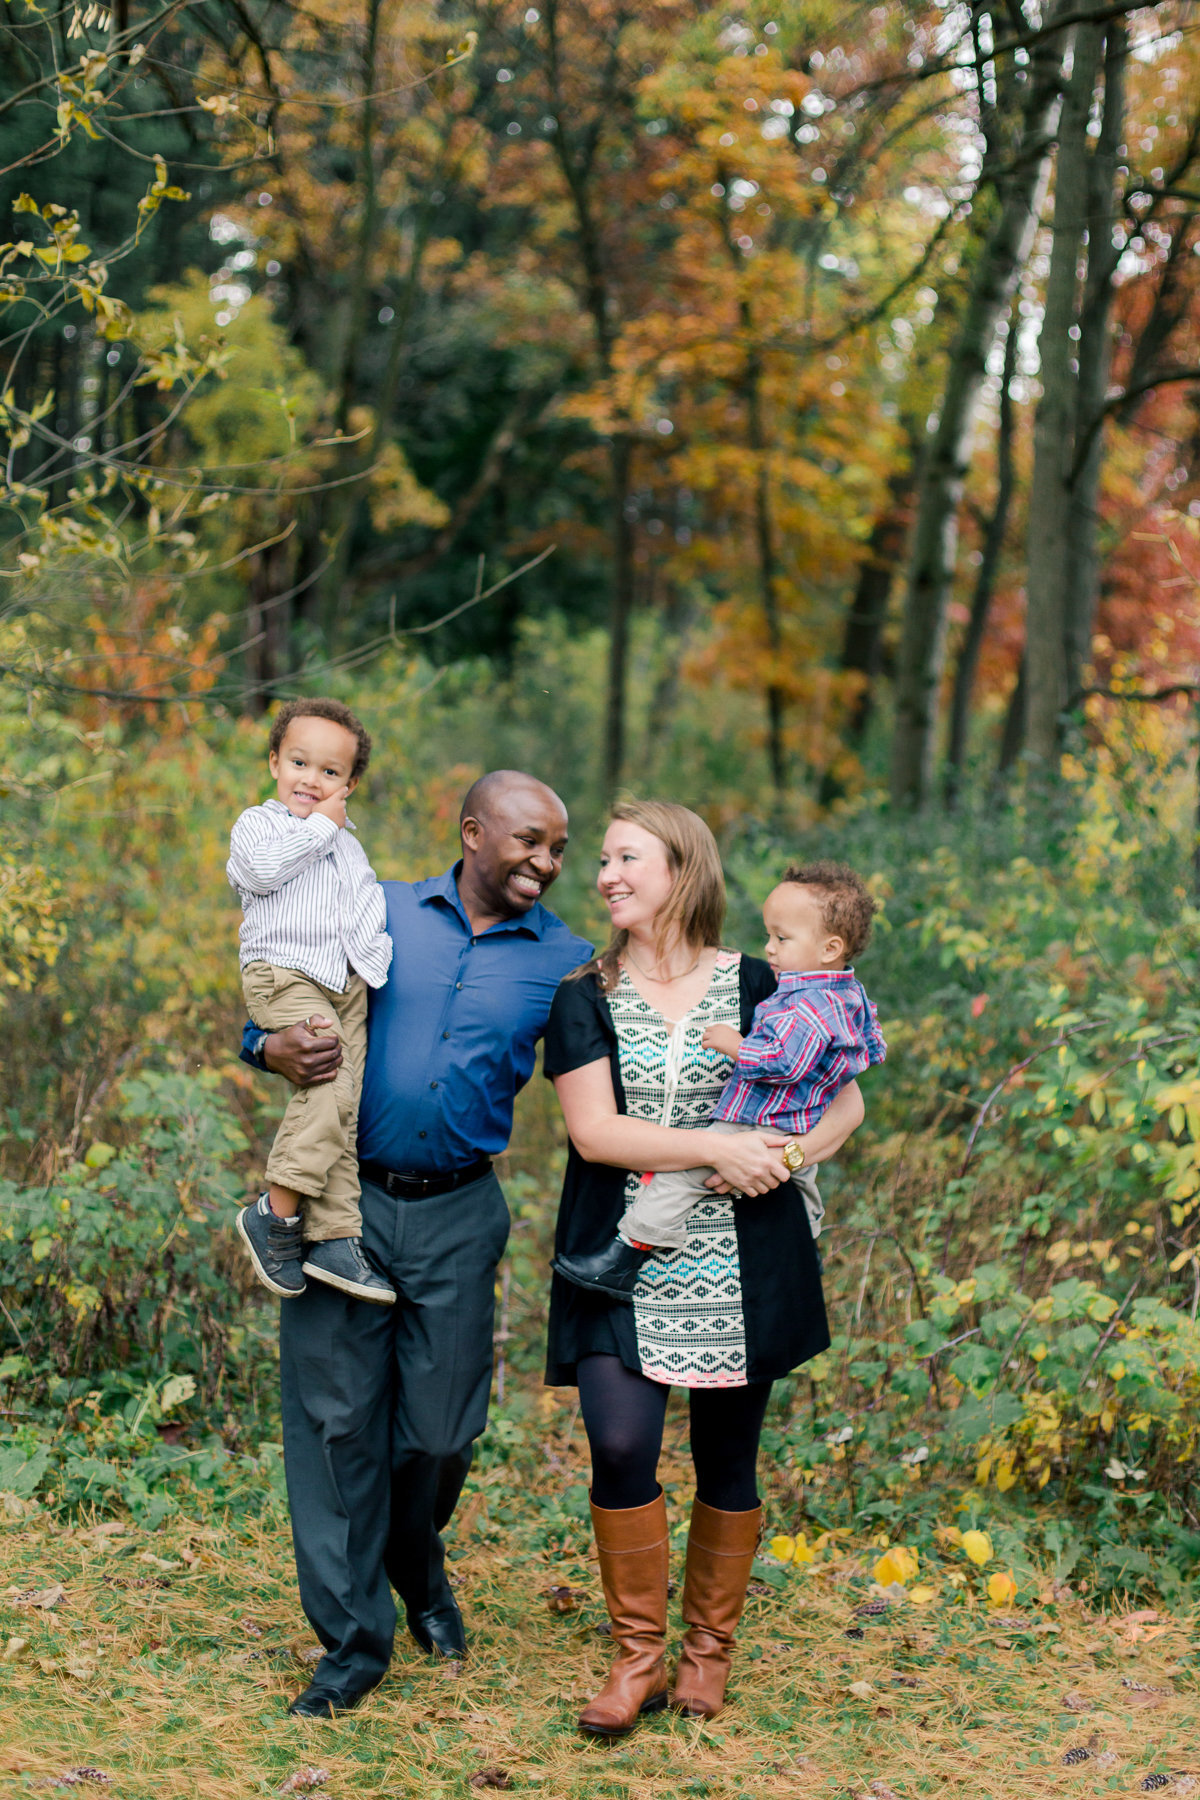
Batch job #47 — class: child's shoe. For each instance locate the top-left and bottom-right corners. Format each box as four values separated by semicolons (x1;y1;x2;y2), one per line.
302;1237;396;1305
237;1193;306;1297
553;1236;651;1302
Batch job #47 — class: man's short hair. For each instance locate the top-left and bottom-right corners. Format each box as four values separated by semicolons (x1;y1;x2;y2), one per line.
781;860;876;960
267;698;372;783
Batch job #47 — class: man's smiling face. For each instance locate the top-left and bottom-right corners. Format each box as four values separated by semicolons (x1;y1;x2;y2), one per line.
461;780;569;919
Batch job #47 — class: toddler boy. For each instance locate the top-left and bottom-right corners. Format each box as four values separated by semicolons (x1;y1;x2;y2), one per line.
227;698;395;1305
554;861;886;1301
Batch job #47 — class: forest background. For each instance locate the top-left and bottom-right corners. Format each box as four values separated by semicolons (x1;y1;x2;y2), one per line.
4;0;1200;1790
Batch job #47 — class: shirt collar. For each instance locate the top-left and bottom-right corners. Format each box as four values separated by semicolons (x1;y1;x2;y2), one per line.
775;967;856;990
419;863;548;939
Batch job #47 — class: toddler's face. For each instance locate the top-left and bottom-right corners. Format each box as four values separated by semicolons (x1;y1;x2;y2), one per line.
762;884;846;976
269;717;359;818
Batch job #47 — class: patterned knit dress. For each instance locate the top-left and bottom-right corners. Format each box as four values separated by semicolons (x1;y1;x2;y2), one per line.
544;953;830;1391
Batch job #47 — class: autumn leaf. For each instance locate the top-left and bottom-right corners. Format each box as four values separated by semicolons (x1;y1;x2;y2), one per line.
277;1772;329;1795
961;1530;993;1566
986;1570;1017;1608
469;1769;512;1791
872;1545;918;1586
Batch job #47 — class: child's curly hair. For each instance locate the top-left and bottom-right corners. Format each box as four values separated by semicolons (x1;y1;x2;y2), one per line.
781;860;876;960
267;697;372;783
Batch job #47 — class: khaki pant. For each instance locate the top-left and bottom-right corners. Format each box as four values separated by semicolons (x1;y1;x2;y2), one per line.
619;1119;825;1251
242;962;368;1241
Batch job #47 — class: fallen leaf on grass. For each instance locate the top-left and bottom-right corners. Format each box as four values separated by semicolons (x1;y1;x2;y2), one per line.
14;1584;66;1610
278;1769;329;1794
1169;1778;1200;1796
3;1636;27;1660
137;1553;179;1572
847;1681;875;1700
1124;1689;1167;1710
543;1585;584;1615
469;1769;512;1790
35;1770;112;1789
1061;1691;1090;1711
1093;1751;1121;1770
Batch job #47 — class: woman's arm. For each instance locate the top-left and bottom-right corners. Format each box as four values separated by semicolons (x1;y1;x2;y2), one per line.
790;1079;864;1166
553;1058;793;1198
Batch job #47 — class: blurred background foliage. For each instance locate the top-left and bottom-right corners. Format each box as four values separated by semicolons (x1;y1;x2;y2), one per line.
3;0;1200;1606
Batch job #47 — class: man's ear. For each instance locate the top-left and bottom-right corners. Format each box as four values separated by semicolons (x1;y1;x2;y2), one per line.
460;815;481;853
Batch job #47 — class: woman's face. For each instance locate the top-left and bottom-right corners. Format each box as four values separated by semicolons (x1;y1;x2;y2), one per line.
597;819;676;935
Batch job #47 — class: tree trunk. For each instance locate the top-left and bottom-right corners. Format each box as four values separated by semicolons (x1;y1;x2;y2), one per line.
944;302;1020;807
889;0;1069;807
744;349;787;808
311;0;382;630
997;655;1027;781
1024;12;1105;768
604;434;635;800
1063;20;1127;701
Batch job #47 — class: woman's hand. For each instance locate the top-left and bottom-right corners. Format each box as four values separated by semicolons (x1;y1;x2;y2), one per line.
703;1131;792;1197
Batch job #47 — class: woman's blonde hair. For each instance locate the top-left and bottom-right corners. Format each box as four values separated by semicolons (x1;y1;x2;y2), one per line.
575;798;726;992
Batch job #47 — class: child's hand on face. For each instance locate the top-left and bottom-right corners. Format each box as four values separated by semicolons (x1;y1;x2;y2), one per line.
702;1023;743;1060
313;786;350;829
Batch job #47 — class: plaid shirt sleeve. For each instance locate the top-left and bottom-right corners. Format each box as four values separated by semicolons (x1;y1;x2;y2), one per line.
733;1001;831;1087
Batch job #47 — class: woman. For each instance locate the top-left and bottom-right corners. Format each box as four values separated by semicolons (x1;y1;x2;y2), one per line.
543;800;863;1737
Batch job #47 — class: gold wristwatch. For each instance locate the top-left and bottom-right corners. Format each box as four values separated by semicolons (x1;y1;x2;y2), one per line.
782;1141;806;1172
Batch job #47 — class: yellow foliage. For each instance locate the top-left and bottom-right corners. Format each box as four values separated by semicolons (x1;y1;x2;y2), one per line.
872;1545;919;1586
768;1534;815;1566
369;439;450;533
961;1530;993;1566
986;1571;1017;1608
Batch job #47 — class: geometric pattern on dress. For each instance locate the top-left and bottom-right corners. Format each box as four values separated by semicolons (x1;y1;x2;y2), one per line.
609;951;749;1388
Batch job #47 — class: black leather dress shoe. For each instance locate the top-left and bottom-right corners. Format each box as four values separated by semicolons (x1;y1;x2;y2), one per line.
552;1238;650;1302
406;1596;467;1659
287;1681;373;1718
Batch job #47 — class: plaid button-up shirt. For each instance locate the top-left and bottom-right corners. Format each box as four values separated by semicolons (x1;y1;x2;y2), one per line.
713;967;886;1133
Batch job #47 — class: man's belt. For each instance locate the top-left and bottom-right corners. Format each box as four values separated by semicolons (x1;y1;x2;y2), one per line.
360;1155;493;1200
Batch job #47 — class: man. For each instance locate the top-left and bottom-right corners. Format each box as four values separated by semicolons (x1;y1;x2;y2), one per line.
241;770;590;1717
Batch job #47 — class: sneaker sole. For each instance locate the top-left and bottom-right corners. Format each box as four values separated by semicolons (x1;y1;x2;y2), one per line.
302;1261;397;1305
236;1207;306;1298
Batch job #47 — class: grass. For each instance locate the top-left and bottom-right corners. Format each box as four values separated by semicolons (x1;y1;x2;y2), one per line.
3;1410;1200;1800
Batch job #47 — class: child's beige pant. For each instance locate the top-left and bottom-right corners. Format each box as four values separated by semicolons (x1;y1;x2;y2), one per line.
618;1119;825;1251
242;962;368;1241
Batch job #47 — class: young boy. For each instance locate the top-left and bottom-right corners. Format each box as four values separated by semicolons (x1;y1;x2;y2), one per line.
227;698;395;1305
553;861;886;1302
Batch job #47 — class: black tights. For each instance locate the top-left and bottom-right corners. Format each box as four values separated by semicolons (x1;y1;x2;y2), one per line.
577;1353;772;1512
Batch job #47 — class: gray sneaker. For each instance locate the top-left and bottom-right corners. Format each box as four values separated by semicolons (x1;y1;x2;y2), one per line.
237;1194;306;1297
302;1237;396;1306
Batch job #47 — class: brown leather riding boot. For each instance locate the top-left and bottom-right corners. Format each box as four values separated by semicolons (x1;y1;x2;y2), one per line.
577;1491;670;1738
672;1498;762;1720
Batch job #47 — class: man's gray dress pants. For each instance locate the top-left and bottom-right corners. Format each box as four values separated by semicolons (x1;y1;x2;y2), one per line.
278;1169;510;1693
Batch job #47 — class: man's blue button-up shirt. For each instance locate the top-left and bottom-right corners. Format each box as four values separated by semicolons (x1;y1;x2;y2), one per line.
241;863;591;1175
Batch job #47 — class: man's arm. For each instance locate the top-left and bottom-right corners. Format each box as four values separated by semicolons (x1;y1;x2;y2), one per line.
239;1016;343;1085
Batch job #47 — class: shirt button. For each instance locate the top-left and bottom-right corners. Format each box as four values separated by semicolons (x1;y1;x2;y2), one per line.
430;1080;438;1089
455;982;463;990
442;1030;450;1040
418;1129;427;1139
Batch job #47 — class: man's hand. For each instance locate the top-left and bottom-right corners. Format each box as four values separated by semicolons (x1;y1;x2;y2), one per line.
263;1017;342;1085
313;786;350;829
702;1023;743;1059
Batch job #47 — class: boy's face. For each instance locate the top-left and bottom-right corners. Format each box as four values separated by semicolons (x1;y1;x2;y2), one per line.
762;884;847;977
269;717;360;818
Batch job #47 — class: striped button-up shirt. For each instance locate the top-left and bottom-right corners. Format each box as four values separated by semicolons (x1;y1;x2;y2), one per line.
714;967;886;1133
227;798;392;992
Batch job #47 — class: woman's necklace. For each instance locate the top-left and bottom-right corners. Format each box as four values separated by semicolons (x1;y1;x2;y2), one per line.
624;946;702;983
